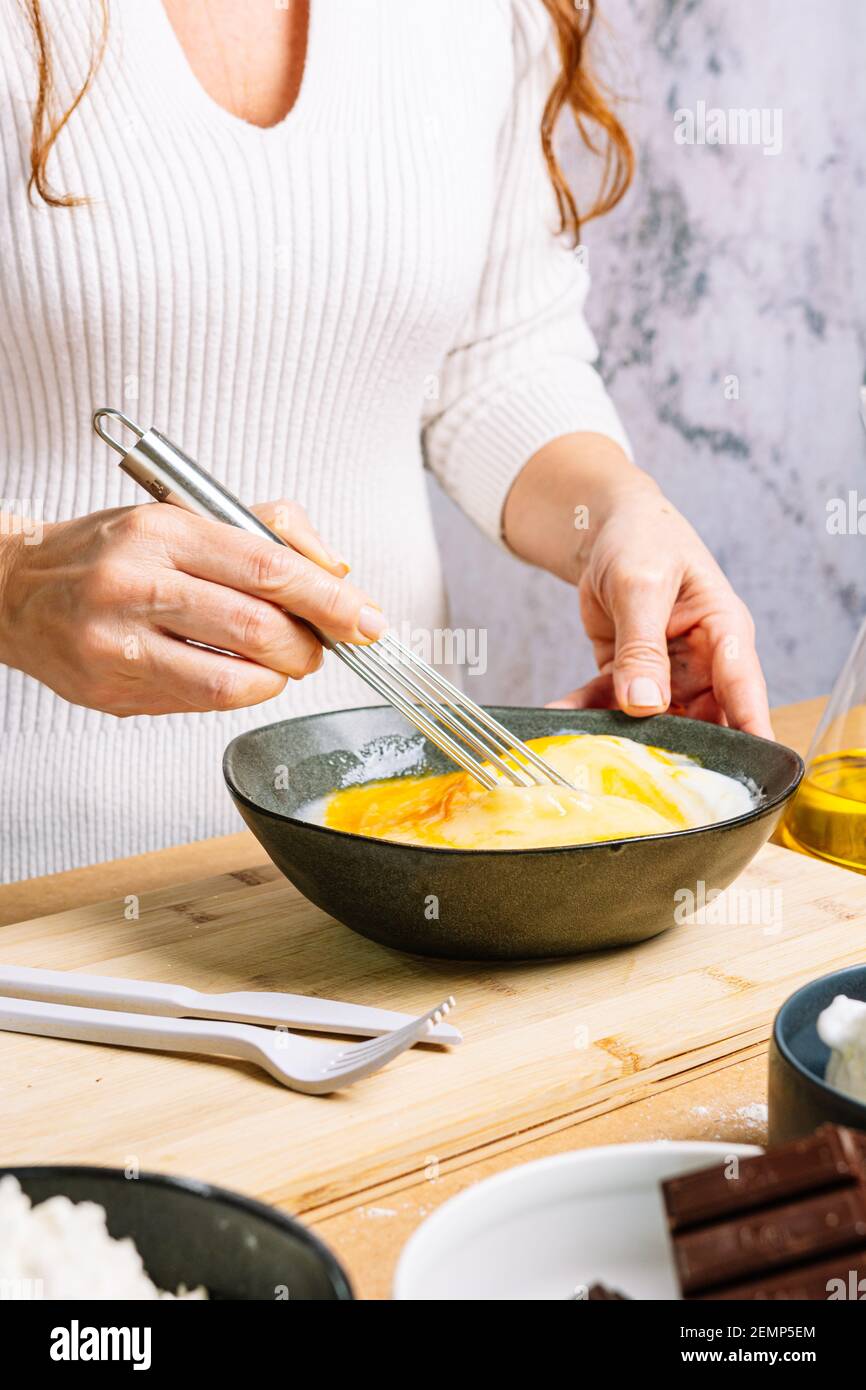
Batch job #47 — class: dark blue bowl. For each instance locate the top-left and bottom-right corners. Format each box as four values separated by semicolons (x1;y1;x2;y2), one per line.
0;1166;353;1301
224;706;802;960
768;964;866;1145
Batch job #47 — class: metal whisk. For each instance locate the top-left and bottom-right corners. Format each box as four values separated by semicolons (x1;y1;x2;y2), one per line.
92;409;572;791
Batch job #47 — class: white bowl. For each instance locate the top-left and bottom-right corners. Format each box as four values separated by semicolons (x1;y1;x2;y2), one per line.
393;1141;761;1301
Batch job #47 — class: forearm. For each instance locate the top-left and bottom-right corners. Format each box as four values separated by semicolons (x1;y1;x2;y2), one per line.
502;432;661;585
0;532;23;669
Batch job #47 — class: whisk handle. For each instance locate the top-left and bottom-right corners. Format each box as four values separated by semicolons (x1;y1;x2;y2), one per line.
92;408;334;649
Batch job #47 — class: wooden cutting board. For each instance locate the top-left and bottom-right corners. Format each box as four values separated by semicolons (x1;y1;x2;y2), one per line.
2;842;866;1216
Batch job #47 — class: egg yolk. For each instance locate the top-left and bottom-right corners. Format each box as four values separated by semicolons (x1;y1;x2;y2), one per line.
321;733;752;850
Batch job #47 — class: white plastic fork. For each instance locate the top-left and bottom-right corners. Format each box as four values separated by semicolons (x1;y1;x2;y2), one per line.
0;994;457;1095
0;964;462;1045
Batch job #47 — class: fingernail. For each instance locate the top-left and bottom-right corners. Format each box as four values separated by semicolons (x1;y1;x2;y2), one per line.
325;549;350;574
627;677;663;709
358;605;388;640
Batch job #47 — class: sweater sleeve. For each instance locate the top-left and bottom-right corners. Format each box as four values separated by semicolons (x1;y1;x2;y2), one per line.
421;0;632;546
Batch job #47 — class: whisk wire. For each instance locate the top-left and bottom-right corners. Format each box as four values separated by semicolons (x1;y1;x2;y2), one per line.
335;633;573;791
380;634;574;789
362;643;536;786
334;642;499;789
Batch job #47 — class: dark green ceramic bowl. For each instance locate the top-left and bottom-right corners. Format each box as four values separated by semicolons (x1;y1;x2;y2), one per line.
0;1166;353;1300
223;706;803;961
768;966;866;1145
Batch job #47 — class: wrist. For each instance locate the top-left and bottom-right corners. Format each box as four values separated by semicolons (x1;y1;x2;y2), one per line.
568;472;670;591
584;465;662;530
503;431;662;587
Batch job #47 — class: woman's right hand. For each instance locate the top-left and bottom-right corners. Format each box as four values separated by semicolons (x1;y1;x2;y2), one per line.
0;501;387;716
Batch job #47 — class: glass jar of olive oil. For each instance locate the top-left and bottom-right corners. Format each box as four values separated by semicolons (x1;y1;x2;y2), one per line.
780;618;866;873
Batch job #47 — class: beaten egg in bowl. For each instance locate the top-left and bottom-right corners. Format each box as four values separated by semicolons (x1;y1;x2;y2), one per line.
304;733;755;851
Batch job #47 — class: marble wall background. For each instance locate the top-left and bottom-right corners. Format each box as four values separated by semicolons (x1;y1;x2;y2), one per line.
429;0;866;709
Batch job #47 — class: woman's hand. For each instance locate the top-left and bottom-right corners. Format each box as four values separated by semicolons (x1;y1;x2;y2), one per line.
548;486;773;738
502;432;773;739
0;500;385;716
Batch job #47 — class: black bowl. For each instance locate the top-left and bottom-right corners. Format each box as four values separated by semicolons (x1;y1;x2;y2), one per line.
224;706;803;961
0;1166;353;1301
768;965;866;1145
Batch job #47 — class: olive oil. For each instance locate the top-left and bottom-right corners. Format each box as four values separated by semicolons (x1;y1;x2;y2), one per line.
780;749;866;874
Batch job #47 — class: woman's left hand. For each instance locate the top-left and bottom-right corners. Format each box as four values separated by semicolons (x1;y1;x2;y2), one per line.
548;487;773;738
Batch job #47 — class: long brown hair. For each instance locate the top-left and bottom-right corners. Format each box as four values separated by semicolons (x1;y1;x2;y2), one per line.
21;0;632;238
540;0;633;239
21;0;109;208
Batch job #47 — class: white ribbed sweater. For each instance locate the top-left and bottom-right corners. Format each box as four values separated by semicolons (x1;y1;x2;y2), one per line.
0;0;629;880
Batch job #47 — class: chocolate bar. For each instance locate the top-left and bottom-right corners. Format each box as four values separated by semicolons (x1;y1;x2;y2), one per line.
663;1123;866;1232
676;1185;866;1295
662;1123;866;1300
697;1250;866;1301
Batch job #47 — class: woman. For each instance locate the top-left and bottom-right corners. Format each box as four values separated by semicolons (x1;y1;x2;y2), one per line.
0;0;771;880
